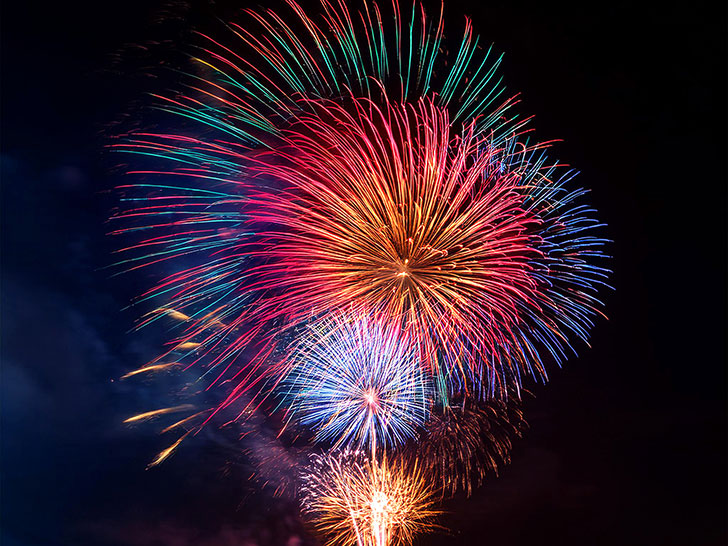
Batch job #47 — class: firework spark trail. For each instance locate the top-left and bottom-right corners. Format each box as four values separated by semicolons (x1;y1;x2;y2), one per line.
123;405;195;424
301;450;438;546
120;362;181;379
282;312;431;457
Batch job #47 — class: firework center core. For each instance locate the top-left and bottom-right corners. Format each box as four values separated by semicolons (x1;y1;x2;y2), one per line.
394;258;411;278
364;389;379;408
370;491;391;516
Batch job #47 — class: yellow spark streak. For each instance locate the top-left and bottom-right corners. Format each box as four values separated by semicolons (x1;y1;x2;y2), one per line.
158;308;190;321
147;431;190;468
176;342;200;350
120;362;180;379
160;411;208;434
123;404;195;424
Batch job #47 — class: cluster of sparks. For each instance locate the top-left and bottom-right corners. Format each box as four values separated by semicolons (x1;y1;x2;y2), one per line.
415;395;527;498
301;451;437;546
114;0;609;544
283;313;431;454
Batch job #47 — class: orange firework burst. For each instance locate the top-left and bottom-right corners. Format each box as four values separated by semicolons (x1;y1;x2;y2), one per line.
301;451;438;546
246;96;546;396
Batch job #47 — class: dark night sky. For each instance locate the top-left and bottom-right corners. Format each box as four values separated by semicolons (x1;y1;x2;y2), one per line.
1;1;726;545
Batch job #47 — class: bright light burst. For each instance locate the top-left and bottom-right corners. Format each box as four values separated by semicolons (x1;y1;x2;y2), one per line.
245;95;607;398
113;2;610;539
301;450;438;546
112;0;609;411
282;313;431;454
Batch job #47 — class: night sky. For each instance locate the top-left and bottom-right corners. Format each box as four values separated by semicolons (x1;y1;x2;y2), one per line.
1;1;726;545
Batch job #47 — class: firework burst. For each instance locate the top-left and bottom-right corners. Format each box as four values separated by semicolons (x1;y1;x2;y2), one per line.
113;0;608;410
415;395;527;497
301;450;438;546
282;312;431;455
113;15;611;544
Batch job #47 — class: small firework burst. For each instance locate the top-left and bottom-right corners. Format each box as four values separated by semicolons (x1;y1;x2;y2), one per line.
301;450;438;546
282;313;431;455
416;395;527;497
